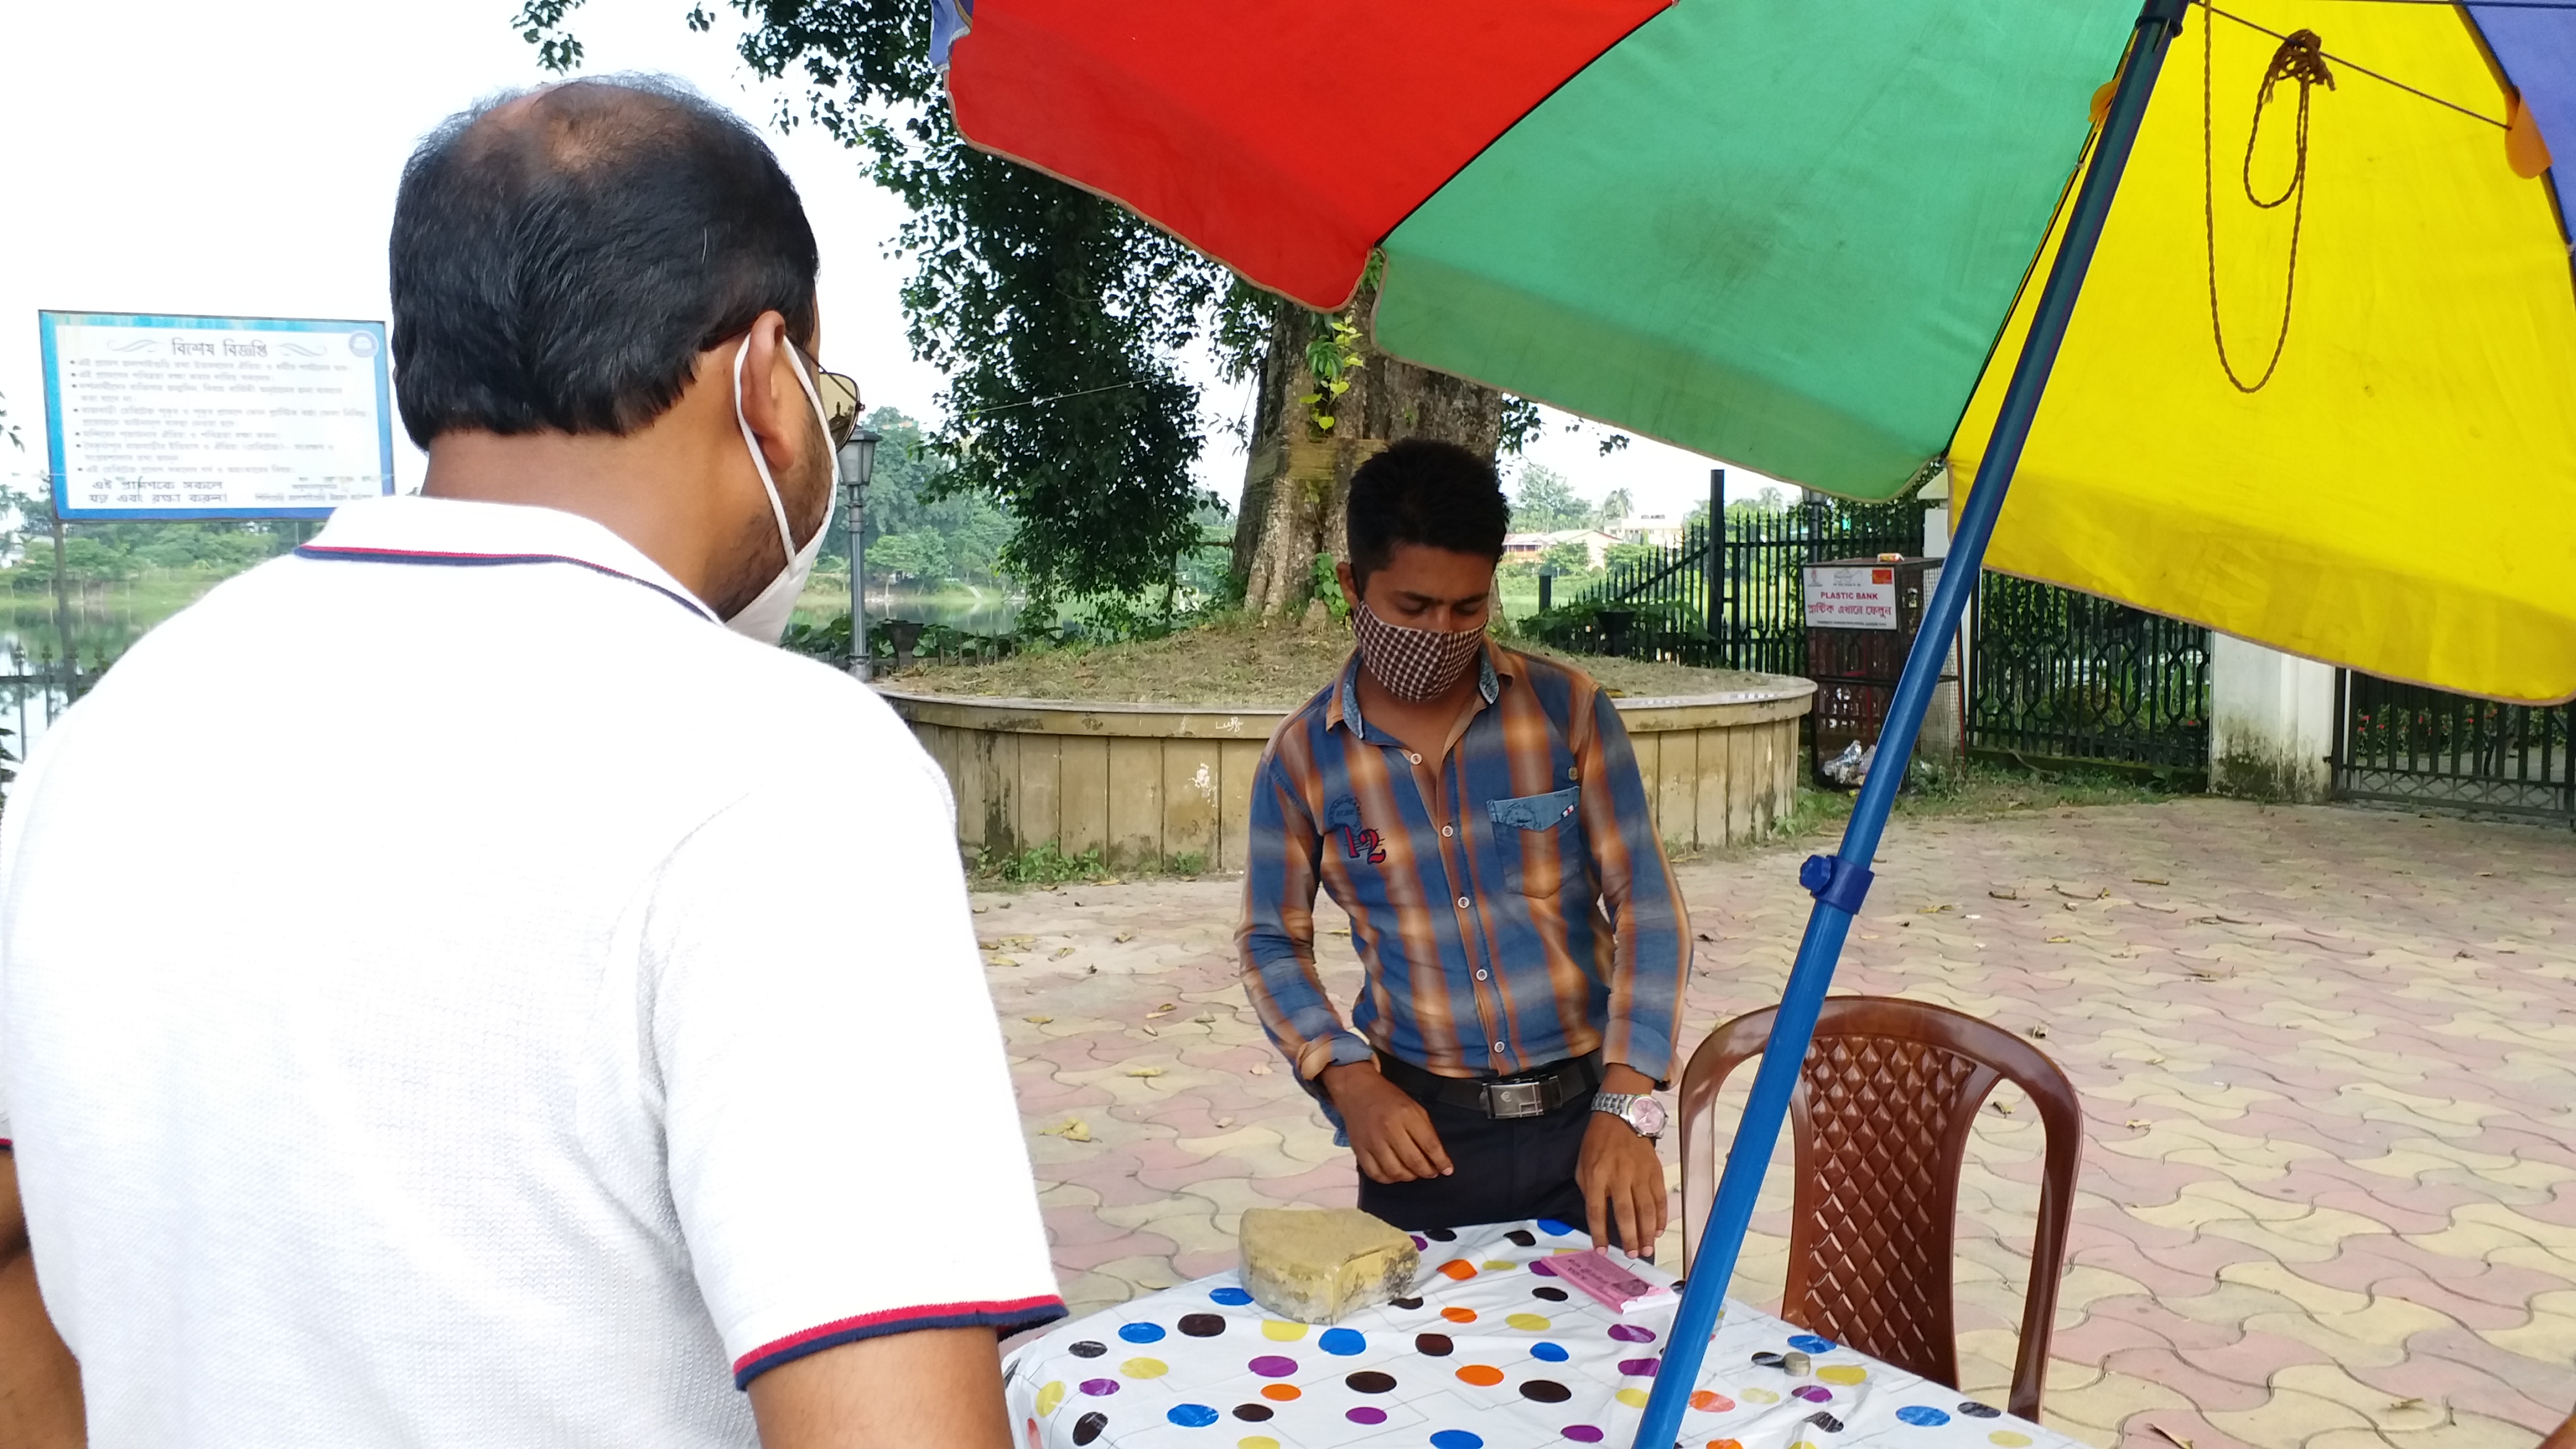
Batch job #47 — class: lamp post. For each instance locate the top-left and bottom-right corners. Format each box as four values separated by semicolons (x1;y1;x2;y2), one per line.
838;426;882;680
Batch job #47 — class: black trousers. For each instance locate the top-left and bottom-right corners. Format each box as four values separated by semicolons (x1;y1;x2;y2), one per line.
1355;1087;1592;1233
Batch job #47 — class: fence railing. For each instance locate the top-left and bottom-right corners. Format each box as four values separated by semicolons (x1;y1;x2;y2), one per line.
2332;673;2574;820
1966;574;2210;773
1530;498;1923;671
0;643;117;801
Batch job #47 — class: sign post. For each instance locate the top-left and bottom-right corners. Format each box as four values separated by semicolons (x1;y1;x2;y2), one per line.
39;311;394;521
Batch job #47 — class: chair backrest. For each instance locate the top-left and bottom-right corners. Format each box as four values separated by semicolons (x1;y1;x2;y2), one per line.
1677;995;2083;1422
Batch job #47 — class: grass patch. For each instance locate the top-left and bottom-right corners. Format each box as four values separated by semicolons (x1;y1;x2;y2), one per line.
971;843;1211;890
1699;756;2185;861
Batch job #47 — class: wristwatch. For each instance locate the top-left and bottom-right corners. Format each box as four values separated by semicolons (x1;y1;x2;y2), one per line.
1592;1091;1668;1142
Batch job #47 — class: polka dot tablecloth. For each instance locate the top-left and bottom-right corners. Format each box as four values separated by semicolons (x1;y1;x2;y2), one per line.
1003;1219;2077;1449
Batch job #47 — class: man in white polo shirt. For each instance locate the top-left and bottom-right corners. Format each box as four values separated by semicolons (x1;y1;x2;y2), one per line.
0;78;1060;1447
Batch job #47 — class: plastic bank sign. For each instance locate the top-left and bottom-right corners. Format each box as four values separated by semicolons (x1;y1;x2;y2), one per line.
1802;564;1900;629
39;311;395;519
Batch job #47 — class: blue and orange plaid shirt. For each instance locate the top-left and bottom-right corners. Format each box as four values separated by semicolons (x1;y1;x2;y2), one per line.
1237;642;1690;1091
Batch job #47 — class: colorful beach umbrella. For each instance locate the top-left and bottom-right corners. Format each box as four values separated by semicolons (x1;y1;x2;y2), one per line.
936;1;2575;1442
941;0;2575;704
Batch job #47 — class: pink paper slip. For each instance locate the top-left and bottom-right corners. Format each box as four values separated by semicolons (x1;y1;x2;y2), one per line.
1547;1249;1677;1315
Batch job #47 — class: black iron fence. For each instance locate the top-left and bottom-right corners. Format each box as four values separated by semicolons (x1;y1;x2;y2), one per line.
2332;673;2574;820
0;643;117;805
1966;574;2210;775
1528;495;1922;671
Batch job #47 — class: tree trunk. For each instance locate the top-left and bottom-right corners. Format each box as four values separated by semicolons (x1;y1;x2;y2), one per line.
1233;286;1505;618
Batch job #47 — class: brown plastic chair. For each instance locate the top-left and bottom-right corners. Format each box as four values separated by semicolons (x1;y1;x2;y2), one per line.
1677;996;2083;1421
2541;1410;2576;1449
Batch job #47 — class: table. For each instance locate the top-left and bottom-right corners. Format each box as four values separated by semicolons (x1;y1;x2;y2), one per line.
1003;1219;2080;1449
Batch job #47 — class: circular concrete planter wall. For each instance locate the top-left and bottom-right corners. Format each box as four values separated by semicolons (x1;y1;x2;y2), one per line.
880;677;1814;872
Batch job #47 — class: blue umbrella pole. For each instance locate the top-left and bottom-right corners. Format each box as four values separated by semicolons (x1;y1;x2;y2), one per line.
1630;2;2188;1443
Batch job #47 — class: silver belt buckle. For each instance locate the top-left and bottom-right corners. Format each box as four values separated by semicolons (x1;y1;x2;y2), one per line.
1483;1078;1550;1119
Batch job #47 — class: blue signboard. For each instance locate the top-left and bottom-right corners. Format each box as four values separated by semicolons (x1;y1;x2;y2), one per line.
39;311;395;520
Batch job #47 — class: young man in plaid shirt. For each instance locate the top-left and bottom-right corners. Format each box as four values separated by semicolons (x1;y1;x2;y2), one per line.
1238;439;1692;1256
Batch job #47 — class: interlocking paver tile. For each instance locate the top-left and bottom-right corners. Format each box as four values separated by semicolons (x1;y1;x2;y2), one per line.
982;798;2576;1446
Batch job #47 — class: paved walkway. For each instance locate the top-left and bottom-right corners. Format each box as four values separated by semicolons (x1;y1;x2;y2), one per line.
977;798;2576;1448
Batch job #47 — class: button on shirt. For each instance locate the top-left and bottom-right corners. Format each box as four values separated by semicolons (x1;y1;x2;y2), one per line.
0;496;1063;1447
1237;645;1690;1087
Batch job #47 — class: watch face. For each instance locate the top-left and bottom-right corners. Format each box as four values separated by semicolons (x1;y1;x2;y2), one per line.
1630;1097;1669;1137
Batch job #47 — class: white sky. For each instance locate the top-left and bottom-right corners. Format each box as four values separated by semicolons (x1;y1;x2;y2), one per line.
0;0;1779;523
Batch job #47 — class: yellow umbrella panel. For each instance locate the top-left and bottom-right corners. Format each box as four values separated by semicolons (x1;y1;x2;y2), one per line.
1953;0;2576;704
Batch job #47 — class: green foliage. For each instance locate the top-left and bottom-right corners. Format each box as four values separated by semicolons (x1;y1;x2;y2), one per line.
1602;540;1659;574
1592;487;1633;531
1538;539;1593;576
972;841;1205;886
1510;465;1589;533
517;2;1233;609
974;842;1106;886
0;485;297;589
865;529;949;583
1308;552;1349;622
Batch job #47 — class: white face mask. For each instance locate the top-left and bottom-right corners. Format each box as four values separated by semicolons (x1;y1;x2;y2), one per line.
723;336;839;643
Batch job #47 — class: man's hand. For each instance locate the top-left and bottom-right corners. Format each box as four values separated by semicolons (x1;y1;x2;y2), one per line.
0;1152;83;1448
747;1325;1010;1449
1578;1065;1669;1258
1321;1063;1453;1185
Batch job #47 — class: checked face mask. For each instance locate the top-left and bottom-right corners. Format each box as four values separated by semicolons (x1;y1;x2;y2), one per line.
1352;601;1486;703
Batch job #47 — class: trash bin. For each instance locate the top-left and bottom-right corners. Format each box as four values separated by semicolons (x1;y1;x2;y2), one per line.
1801;555;1950;788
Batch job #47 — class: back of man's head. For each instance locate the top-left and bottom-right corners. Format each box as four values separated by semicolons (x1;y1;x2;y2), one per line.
390;77;818;449
1345;438;1510;594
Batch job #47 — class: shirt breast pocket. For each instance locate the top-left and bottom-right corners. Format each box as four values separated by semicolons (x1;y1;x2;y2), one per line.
1488;787;1584;898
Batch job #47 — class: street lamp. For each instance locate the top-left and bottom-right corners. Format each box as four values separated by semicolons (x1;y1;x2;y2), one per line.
838;426;882;680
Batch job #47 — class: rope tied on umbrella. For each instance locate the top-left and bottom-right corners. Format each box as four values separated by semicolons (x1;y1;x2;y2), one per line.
2204;15;2333;393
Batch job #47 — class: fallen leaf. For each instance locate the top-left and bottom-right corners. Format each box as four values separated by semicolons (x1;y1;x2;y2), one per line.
2125;1119;2151;1130
1095;877;1122;886
1039;1118;1091;1142
1696;931;1715;942
2133;877;2170;886
2193;915;2256;926
1085;965;1098;976
1213;1116;1235;1129
987;955;1021;968
1248;1063;1272;1076
1860;933;1880;940
1988;888;2019;901
2026;1024;2049;1038
2146;1056;2167;1066
1991;1101;2015;1116
1114;930;1137;944
2386;1397;2424;1413
1152;1002;1176;1013
1325;927;1352;937
1126;1066;1164;1078
973;905;990;914
2047;935;2071;944
2189;969;2222;981
1024;1015;1054;1025
1053;946;1077;960
2150;1426;2194;1449
2456;950;2475;959
1194;1011;1218;1024
1142;1026;1158;1037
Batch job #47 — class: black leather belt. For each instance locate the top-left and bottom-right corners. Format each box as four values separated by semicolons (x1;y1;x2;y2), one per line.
1377;1050;1603;1121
